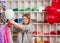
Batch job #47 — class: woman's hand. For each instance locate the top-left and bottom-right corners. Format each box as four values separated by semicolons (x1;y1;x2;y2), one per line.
9;19;23;29
9;19;15;24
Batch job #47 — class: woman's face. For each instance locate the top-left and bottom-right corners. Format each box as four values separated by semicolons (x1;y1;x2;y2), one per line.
22;16;29;24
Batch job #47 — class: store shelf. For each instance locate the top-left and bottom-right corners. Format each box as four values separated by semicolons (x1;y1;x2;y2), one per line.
25;35;59;37
0;0;60;43
37;35;60;37
0;11;43;13
13;11;43;13
32;35;37;37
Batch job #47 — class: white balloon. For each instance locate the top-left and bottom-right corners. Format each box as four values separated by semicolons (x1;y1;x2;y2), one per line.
5;9;15;20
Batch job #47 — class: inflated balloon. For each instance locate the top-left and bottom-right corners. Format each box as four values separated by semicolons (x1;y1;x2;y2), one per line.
45;0;60;24
46;6;57;15
52;0;58;8
57;15;60;23
5;9;15;27
57;9;60;15
45;6;51;14
50;7;57;15
52;0;60;9
5;9;15;20
46;14;57;24
58;0;60;9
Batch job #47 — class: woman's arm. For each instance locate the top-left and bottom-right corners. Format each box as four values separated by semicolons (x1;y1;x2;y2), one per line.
9;19;23;29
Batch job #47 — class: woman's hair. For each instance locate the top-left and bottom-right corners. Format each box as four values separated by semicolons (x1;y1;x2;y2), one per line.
22;13;32;25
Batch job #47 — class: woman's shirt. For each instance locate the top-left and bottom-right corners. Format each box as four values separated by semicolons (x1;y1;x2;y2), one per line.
17;24;35;43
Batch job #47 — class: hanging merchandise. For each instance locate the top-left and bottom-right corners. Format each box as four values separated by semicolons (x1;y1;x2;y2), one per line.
0;13;5;23
0;2;2;11
5;9;15;27
0;25;13;43
0;13;2;18
0;26;4;43
2;1;6;11
0;1;6;11
8;29;13;43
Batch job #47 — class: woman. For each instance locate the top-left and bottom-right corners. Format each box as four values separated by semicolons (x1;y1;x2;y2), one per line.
9;13;35;43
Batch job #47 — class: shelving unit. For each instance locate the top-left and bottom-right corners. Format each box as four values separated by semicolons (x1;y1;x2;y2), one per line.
0;0;60;43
